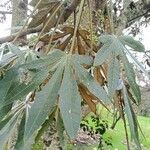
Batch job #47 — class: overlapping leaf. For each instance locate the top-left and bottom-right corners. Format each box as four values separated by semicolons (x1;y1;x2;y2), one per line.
0;110;23;149
15;113;26;150
21;49;65;70
123;86;141;150
24;59;65;144
72;54;93;66
94;35;124;66
122;55;141;104
107;57;120;98
0;69;49;110
0;68;18;118
73;60;110;104
59;58;81;139
119;36;145;52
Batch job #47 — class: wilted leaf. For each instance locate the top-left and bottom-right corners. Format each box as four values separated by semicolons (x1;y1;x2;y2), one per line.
77;36;85;54
79;84;96;113
93;67;105;86
28;7;51;28
73;63;111;104
59;59;81;139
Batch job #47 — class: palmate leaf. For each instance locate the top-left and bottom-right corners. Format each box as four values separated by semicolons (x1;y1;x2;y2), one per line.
35;107;57;142
94;35;144;67
94;35;124;66
0;68;18;119
122;55;141;104
24;60;65;145
72;54;93;66
0;68;18;100
94;44;112;66
15;112;26;150
0;110;23;149
73;62;110;104
56;111;65;147
0;69;49;110
59;58;81;139
119;36;145;52
100;35;113;44
7;43;23;57
125;49;150;78
107;57;120;98
123;86;141;150
20;49;65;70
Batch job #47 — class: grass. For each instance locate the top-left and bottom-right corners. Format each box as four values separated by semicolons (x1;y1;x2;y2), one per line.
32;111;150;150
79;111;150;150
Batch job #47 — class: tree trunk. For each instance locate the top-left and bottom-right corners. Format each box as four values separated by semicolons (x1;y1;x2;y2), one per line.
11;0;28;45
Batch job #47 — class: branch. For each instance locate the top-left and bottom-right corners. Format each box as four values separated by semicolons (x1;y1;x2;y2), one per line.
126;9;150;28
0;26;42;44
0;0;80;44
0;10;12;14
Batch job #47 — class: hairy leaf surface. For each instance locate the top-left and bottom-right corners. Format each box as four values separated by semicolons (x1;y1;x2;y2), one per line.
123;86;141;150
59;58;81;139
24;61;65;143
119;36;145;52
74;63;110;104
122;56;141;104
107;57;120;98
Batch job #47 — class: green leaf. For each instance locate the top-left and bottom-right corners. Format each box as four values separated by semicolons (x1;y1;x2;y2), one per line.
0;113;12;130
24;61;65;144
0;69;49;109
73;63;111;104
94;36;124;66
107;57;120;98
7;43;23;57
0;68;19;115
119;36;145;52
20;49;65;70
122;55;141;104
15;112;26;150
56;111;65;147
94;44;112;66
123;86;141;150
35;107;56;142
72;54;93;66
0;68;18;100
0;111;21;149
100;35;113;44
125;49;150;78
59;59;81;139
0;104;12;121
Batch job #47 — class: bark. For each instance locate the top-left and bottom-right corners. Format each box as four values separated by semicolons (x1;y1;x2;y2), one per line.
11;0;28;34
0;0;80;44
0;0;149;44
